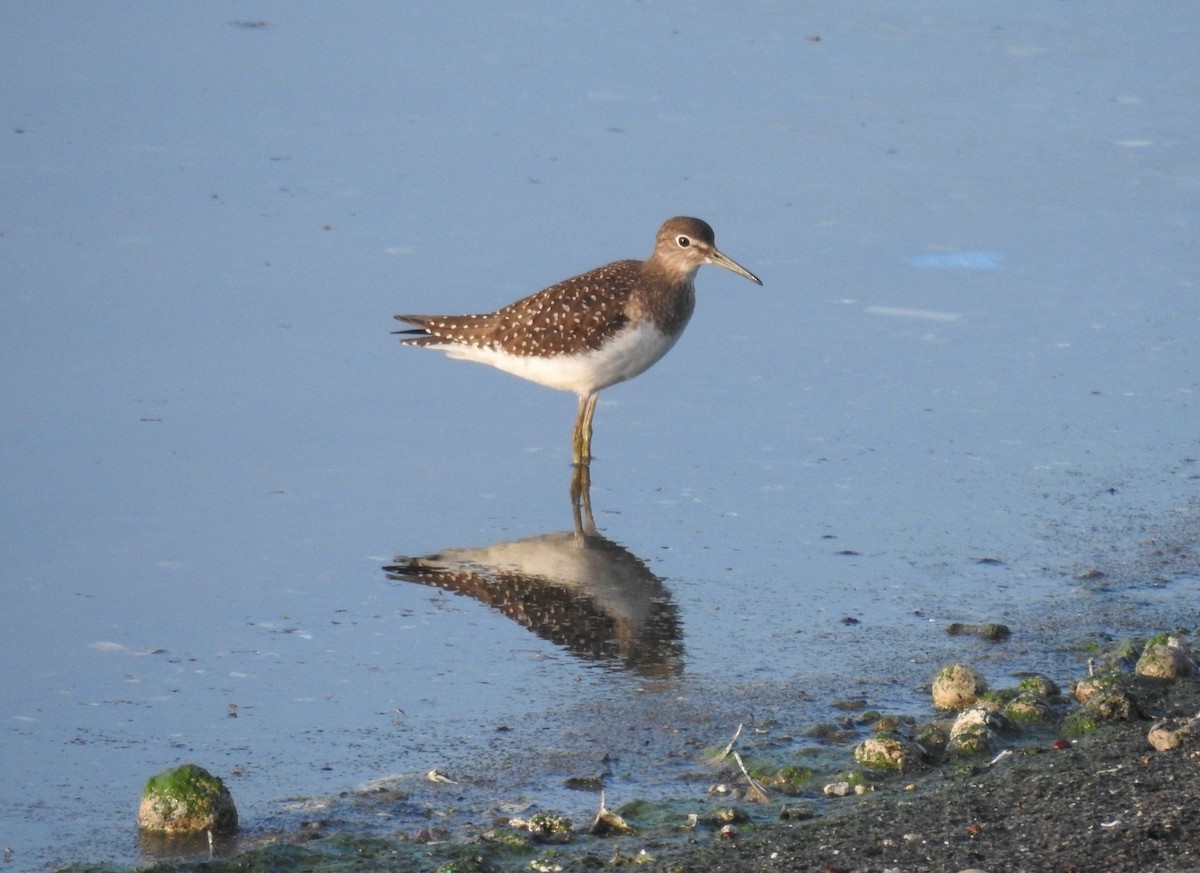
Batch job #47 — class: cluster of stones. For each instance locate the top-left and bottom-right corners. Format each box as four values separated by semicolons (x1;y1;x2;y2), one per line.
1137;636;1199;750
848;633;1199;778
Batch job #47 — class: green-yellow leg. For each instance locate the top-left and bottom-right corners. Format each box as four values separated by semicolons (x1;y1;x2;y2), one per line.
572;393;599;466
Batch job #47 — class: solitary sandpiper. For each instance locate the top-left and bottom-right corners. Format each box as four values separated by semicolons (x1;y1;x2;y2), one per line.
394;216;761;465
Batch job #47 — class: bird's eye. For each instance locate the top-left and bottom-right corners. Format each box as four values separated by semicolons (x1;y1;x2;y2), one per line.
676;235;691;248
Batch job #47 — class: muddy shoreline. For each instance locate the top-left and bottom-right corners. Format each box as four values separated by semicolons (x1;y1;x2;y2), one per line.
59;648;1200;873
657;673;1200;873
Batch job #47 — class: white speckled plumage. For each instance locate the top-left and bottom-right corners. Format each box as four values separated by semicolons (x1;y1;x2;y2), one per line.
395;217;761;464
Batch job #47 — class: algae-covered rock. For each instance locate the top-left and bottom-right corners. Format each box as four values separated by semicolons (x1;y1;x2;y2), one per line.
947;725;996;758
1066;681;1146;734
931;664;988;711
709;806;750;824
1017;674;1061;698
946;708;1001;757
137;763;238;834
779;802;817;820
870;714;909;733
913;721;949;760
1082;688;1143;722
946;622;1011;642
950;707;1001;736
1135;638;1197;680
511;812;573;844
1004;692;1055;724
853;735;925;772
1073;673;1119;704
758;764;817;795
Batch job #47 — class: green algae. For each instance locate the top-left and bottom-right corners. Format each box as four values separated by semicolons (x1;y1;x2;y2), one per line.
1016;674;1061;697
1003;693;1056;724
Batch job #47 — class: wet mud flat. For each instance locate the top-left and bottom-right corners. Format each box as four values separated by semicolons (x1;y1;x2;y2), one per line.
57;662;1200;873
662;674;1200;873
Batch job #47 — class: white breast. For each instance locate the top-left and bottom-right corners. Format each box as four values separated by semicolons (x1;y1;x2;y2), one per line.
441;320;684;396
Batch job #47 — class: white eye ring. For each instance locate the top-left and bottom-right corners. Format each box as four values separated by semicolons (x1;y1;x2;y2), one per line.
676;235;691;248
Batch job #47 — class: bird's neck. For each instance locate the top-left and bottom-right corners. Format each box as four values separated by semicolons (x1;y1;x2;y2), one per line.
633;262;698;335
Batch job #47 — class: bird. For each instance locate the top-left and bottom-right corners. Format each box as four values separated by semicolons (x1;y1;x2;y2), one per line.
394;216;761;466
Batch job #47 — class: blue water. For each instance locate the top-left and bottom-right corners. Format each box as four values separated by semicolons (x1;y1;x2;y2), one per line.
2;3;1198;870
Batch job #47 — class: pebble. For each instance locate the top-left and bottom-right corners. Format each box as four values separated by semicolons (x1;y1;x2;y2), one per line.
1148;717;1197;751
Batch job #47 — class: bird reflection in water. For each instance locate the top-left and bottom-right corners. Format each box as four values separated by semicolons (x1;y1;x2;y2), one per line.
384;468;683;677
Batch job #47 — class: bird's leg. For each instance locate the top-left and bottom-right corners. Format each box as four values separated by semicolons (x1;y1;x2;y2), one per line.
572;393;599;466
571;396;587;464
570;394;599;540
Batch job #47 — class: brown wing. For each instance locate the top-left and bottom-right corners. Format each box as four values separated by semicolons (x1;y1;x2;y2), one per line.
395;259;644;357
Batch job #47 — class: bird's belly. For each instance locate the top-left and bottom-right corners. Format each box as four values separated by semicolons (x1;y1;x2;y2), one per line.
443;321;682;395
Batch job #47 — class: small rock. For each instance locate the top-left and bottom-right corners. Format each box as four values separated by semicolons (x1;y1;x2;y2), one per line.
563;775;604;791
932;664;988;710
1004;692;1055;724
913;722;949;759
137;763;237;835
483;828;529;848
946;622;1011;642
779;803;817;820
512;813;573;844
870;714;910;732
823;781;852;797
590;804;634;836
954;707;1017;736
1083;689;1144;722
949;707;989;738
1016;674;1061;697
711;806;749;824
948;726;997;757
1135;638;1198;680
1073;674;1115;704
854;735;925;772
947;708;1008;757
1147;718;1197;751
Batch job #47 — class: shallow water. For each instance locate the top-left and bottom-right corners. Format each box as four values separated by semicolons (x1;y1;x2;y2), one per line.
2;3;1198;870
